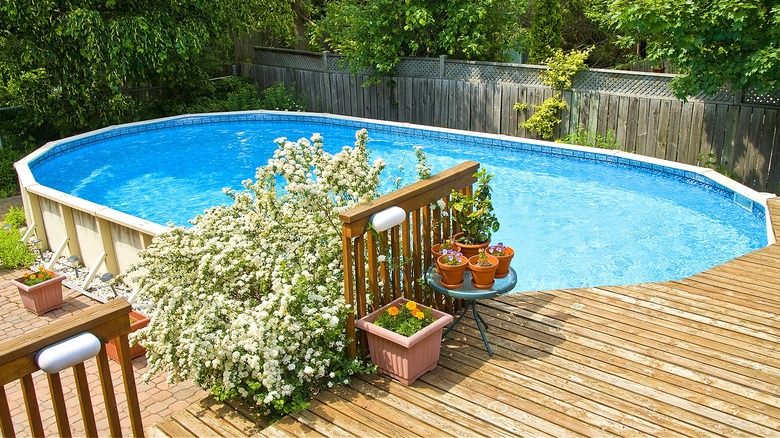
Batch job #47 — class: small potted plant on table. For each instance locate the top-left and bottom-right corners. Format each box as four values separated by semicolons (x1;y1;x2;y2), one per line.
10;267;66;315
436;250;468;289
355;297;453;386
450;167;500;259
468;249;499;289
486;242;515;278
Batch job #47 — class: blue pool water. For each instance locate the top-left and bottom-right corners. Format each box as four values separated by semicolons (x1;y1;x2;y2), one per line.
31;113;768;292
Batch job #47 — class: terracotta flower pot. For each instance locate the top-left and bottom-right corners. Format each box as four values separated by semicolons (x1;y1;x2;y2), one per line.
355;297;453;386
431;241;459;273
10;272;66;316
468;254;499;289
436;254;468;289
487;246;515;278
452;232;490;260
105;310;150;362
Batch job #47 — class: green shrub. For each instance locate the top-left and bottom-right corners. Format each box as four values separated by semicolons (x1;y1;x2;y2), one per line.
520;94;567;140
0;228;35;269
557;128;620;149
540;47;593;90
4;207;26;229
259;82;307;111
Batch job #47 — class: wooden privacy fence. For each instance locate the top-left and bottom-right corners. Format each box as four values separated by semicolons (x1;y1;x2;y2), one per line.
0;299;143;437
243;48;780;193
339;161;479;357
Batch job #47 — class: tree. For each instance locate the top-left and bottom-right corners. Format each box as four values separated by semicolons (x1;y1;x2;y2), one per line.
313;0;527;75
598;0;780;97
0;0;298;134
527;0;563;64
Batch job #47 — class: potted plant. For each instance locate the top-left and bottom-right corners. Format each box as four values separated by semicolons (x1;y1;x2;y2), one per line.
436;250;468;289
468;249;499;289
105;310;150;362
355;297;453;385
450;167;500;259
486;242;515;278
431;238;458;263
10;267;66;315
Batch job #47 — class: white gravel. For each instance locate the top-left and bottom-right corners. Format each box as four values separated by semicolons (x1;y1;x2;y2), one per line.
30;250;155;316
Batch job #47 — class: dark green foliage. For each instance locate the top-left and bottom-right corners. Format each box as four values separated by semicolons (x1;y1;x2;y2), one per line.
259;83;308;112
0;0;299;134
527;0;563;64
313;0;527;76
595;0;780;97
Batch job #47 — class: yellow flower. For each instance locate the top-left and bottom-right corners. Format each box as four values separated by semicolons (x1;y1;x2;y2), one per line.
413;310;424;320
387;306;399;317
405;301;417;311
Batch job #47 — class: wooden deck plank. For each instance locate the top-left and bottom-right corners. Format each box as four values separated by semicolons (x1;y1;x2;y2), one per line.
485;293;780;416
500;288;780;391
452;304;779;435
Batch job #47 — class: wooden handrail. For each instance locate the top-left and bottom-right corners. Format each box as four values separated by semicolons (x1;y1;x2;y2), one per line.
340;161;480;357
0;299;144;437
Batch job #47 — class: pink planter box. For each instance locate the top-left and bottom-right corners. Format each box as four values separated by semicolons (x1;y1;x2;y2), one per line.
356;297;453;386
105;310;150;362
10;273;66;316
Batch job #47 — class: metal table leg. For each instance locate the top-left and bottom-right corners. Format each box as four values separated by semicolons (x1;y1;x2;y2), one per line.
442;305;470;338
442;300;494;356
469;300;493;356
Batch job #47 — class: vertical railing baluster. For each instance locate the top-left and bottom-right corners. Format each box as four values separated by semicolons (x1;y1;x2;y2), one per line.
47;372;72;437
353;235;368;354
366;232;380;312
401;217;414;302
378;231;391;304
390;226;401;299
116;335;144;437
20;375;44;437
73;362;98;437
96;348;123;437
0;386;16;437
341;230;356;358
412;209;423;304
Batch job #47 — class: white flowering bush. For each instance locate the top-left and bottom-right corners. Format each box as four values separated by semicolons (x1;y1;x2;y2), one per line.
126;129;383;417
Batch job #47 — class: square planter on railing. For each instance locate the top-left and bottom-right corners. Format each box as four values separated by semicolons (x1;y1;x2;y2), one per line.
10;272;66;316
355;297;453;386
105;310;150;362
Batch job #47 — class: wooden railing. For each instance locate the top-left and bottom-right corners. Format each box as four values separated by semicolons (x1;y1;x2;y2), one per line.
340;161;479;357
0;299;143;437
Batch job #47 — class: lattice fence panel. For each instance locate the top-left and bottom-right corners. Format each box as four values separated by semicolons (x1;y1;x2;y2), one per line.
396;58;441;78
253;48;778;107
743;88;780;106
255;49;325;71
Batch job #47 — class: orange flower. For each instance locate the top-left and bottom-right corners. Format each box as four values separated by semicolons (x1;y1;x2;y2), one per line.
387;306;399;317
405;301;417;311
413;310;425;320
37;273;44;279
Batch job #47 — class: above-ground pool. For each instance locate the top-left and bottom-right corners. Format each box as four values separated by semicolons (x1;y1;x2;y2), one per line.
22;112;772;292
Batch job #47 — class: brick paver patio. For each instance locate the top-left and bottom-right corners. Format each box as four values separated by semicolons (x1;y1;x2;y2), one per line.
1;267;208;436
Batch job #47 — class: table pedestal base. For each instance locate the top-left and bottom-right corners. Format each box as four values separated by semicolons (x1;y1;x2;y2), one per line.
442;300;493;356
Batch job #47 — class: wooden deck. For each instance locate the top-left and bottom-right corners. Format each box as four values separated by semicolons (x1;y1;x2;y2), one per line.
150;199;780;437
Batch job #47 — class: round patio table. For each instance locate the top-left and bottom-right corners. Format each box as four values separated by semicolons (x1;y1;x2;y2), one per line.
425;266;517;356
